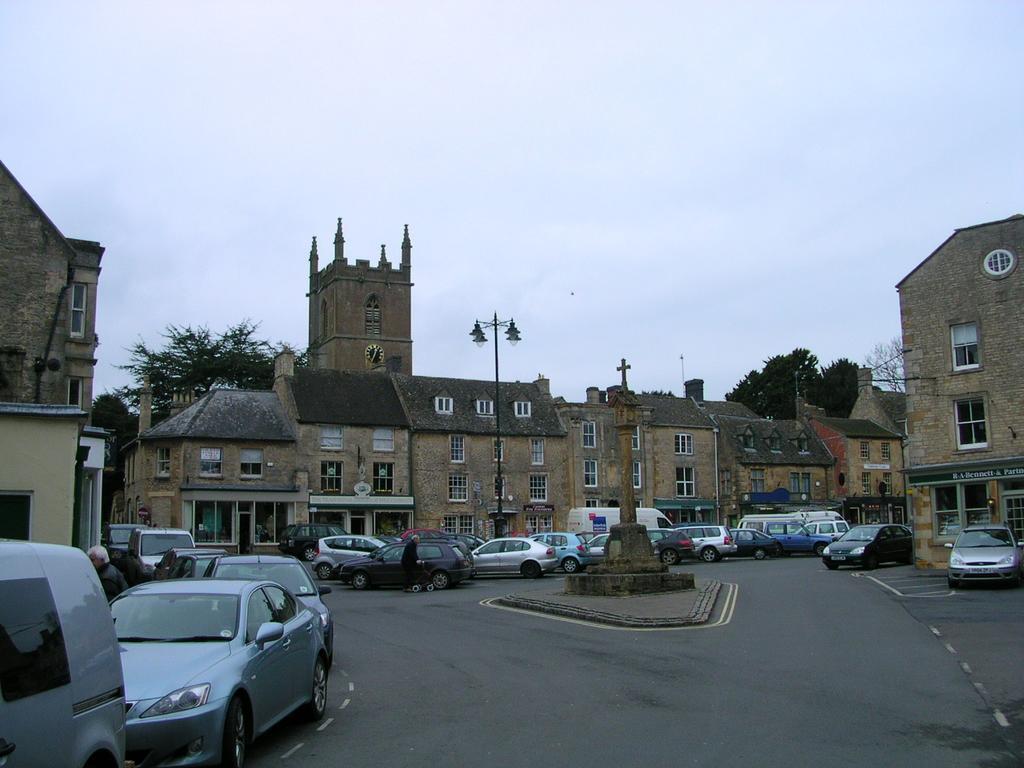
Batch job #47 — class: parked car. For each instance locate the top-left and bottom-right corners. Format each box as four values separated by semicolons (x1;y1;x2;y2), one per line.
338;540;472;590
278;524;347;561
112;578;328;768
672;524;738;562
946;525;1023;588
646;528;676;544
822;524;914;570
763;521;834;556
472;537;559;578
802;519;851;540
154;548;227;580
208;555;334;661
127;527;196;581
313;535;389;580
1;541;126;768
103;522;140;557
730;528;783;559
399;527;445;539
530;532;596;573
587;533;610;561
652;529;696;565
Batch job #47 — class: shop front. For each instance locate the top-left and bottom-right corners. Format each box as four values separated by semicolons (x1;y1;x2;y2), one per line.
181;486;302;554
308;493;416;537
906;457;1024;567
655;498;718;526
841;497;907;526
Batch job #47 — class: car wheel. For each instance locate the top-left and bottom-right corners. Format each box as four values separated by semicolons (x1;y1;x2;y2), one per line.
315;563;333;580
947;577;958;589
351;571;370;590
431;570;451;590
864;554;878;570
753;548;768;560
221;696;248;768
824;561;839;570
304;655;328;721
660;549;679;565
302;545;316;562
521;560;542;579
562;557;580;573
813;542;827;556
700;547;718;563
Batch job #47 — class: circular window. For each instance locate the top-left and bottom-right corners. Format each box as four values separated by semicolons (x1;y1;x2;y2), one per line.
982;249;1016;278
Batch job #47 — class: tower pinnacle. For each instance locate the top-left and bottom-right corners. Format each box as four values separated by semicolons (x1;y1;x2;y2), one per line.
333;218;345;262
401;224;412;266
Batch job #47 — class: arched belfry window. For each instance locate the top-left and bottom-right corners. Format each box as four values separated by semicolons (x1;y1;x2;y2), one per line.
320;299;328;339
365;296;381;336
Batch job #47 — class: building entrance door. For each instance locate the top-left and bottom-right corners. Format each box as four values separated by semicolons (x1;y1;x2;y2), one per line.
0;494;30;539
238;509;252;554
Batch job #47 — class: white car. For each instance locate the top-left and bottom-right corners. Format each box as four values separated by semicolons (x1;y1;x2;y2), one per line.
472;537;559;578
313;535;389;580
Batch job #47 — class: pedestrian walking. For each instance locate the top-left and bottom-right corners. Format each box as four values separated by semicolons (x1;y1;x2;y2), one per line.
88;545;128;601
401;534;422;592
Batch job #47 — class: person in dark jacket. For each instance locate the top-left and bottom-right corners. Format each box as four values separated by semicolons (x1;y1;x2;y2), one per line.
88;545;128;601
401;534;422;592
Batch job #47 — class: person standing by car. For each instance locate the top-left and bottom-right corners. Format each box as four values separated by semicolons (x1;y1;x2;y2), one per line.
401;534;422;592
88;545;128;601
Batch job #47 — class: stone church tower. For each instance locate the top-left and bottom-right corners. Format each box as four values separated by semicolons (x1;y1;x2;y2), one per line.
307;219;413;374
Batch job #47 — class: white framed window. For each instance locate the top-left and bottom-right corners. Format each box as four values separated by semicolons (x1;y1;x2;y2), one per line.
240;449;263;478
675;433;693;455
321;461;343;492
632;426;640;451
583;459;597;487
676;467;695;497
476;399;494;416
882;472;893;494
515;401;531;417
67;377;83;408
70;283;86;337
750;469;765;493
951;323;979;370
582;421;596;448
633;460;641;489
373;428;394;452
435;396;453;414
443;514;475;535
493;439;504;462
373;462;394;494
530;438;544;465
156;447;170;477
859;441;870;459
861;472;872;495
881;442;891;460
982;249;1016;278
450;435;465;463
320;425;343;450
955;398;988;449
448;474;468;502
529;474;547;502
199;447;223;476
584;498;600;508
525;514;553;534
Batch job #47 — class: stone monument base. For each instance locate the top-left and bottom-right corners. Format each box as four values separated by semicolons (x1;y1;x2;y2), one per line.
564;522;695;596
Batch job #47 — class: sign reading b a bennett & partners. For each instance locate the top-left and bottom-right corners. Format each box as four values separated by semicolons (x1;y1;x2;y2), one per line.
909;463;1024;485
953;466;1024;481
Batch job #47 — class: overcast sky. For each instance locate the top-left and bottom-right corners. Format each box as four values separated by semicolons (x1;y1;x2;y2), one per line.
3;2;1021;405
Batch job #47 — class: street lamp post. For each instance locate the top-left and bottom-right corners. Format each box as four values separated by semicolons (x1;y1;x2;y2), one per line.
470;313;521;537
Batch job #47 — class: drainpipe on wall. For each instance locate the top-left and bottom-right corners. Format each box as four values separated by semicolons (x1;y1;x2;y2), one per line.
713;427;720;524
34;269;72;403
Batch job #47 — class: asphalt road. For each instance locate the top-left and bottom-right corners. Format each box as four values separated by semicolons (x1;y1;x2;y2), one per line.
246;556;1023;767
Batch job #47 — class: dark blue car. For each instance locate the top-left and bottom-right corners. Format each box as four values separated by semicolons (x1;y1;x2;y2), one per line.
763;521;833;556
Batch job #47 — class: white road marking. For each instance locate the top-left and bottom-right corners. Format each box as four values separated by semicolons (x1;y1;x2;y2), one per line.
281;743;304;760
339;698;350;710
929;626;942;637
944;643;957;655
348;681;355;692
317;717;334;732
960;662;972;674
994;710;1010;728
860;574;954;598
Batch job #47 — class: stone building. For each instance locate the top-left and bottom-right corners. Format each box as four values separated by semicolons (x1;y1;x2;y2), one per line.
898;214;1024;566
0;159;106;546
849;366;907;436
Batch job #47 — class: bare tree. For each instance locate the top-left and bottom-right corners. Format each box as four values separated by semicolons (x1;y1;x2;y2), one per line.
864;336;905;392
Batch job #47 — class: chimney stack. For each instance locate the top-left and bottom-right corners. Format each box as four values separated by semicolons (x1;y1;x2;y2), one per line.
586;386;600;404
168;390;194;418
534;374;550;396
684;378;705;403
857;367;873;394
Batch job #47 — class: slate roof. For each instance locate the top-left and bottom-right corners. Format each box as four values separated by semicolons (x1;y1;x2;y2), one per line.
637;395;716;428
715;415;833;466
877;391;907;425
141;390;296;441
288;369;408;427
392;374;566;436
813;417;902;440
699;400;761;419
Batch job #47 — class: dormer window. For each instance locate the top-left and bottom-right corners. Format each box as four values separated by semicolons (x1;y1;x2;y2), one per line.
769;432;782;452
741;429;755;450
796;434;809;453
435;396;453;414
514;401;531;418
476;399;494;416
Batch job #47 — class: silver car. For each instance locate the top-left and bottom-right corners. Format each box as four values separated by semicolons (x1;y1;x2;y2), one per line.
113;579;329;767
587;533;610;562
472;537;559;578
313;535;389;580
946;525;1023;588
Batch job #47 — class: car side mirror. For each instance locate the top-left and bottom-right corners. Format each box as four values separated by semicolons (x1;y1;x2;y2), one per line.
319;585;332;596
255;621;284;649
944;543;953;549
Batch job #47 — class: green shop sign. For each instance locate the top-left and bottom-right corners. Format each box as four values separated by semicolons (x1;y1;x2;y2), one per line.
909;465;1024;485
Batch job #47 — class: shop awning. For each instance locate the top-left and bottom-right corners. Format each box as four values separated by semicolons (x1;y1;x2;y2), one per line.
308;494;415;510
906;456;1024;486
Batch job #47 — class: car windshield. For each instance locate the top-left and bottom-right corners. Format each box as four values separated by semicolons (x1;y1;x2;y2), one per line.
842;526;881;542
956;530;1013;547
108;528;133;545
111;593;238;641
141;533;194;556
214;563;317;596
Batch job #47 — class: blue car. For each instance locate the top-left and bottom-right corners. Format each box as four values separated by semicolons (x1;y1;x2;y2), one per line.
764;521;834;556
529;532;596;573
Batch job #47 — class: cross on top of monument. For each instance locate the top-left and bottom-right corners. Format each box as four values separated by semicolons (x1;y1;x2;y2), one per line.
618;358;631;391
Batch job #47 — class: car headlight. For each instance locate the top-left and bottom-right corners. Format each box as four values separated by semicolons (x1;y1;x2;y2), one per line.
822;545;831;555
950;554;964;566
320;611;329;628
850;547;865;556
141;684;211;718
997;556;1013;566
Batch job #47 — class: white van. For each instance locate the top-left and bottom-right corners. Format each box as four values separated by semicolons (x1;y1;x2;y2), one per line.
737;510;845;532
567;507;672;534
0;541;125;768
